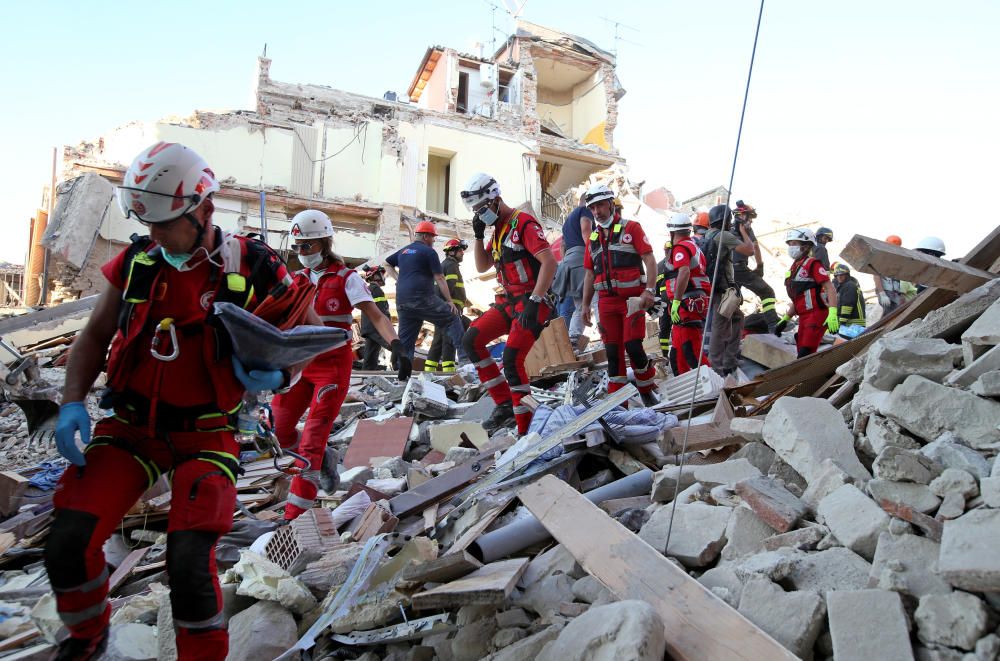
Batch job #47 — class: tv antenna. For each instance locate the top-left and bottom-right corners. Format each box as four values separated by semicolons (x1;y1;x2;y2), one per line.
600;17;642;59
484;0;527;58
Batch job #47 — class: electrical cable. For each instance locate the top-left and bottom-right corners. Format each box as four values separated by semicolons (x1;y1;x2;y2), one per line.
662;0;766;553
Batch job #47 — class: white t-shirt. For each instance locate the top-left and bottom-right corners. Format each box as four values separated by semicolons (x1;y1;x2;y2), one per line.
307;268;374;307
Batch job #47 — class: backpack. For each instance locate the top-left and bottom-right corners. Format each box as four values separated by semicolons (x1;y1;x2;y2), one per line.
703;229;726;286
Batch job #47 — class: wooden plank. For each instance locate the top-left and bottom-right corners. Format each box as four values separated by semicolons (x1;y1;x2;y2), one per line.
343;417;414;469
0;531;16;555
107;547;150;593
399;550;483;587
0;471;30;517
841;234;996;294
442;500;510;556
0;627;40;653
389;450;495;518
411;557;528;610
664;423;744;454
739;334;797;369
518;475;797;661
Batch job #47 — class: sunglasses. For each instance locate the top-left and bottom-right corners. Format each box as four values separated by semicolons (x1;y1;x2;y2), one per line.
290;241;321;253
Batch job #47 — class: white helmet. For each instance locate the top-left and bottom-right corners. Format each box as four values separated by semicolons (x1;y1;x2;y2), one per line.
290;210;334;239
915;236;946;255
118;142;220;224
785;228;816;245
666;212;692;232
460;172;500;211
583;183;615;207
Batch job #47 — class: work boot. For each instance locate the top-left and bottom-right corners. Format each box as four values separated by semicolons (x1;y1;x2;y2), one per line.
640;390;660;408
52;628;109;661
483;402;515;434
318;446;340;493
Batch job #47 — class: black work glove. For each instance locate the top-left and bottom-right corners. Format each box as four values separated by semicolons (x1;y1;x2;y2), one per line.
518;298;541;333
391;340;412;381
473;217;486;240
753;262;764;276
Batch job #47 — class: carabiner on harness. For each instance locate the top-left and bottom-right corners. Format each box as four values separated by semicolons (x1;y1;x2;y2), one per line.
250;401;312;476
150;318;180;362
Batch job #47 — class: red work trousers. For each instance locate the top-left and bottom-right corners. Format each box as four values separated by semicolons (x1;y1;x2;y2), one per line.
271;345;353;520
596;295;657;396
670;296;710;375
795;307;828;357
464;296;551;433
45;418;237;660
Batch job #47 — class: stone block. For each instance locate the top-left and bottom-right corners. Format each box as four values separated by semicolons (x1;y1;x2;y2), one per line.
929;468;978;499
537;601;666;661
981;477;1000;507
690;458;761;488
720;506;774;562
873;446;944;485
786;547;872;593
484;625;562;661
225;601;297;661
827;590;914;661
734;476;806;533
867;479;941;514
864;336;961;390
518;544;583;589
852;381;893;419
736;577;825;659
730;442;775;474
920;434;992;479
452;617;498;661
734;548;800;582
915;592;990;651
761;396;871;483
972;370;1000;397
836;355;866;383
729;417;765;443
638;502;732;567
515;572;575;619
429;421;489;453
868;532;951;598
696;566;745;607
939;509;1000;591
767;458;808;494
570;575;613;605
818;484;891;561
763;525;827;552
801;458;852;512
881;375;1000;449
947;344;1000;389
861;415;921;456
650;465;696;502
961;296;1000;366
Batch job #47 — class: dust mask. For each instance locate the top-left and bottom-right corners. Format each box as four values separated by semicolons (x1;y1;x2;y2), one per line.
596;215;614;229
787;245;805;259
300;252;325;269
160;249;193;270
476;205;499;226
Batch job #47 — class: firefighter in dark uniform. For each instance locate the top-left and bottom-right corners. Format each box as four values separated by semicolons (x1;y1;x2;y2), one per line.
833;263;866;336
360;265;396;370
426;239;471;372
731;200;779;334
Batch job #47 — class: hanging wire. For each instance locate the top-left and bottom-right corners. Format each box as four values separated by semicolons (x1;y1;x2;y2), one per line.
663;0;766;552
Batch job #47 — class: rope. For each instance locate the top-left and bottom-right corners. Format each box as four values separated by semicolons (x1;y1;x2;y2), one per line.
662;0;766;553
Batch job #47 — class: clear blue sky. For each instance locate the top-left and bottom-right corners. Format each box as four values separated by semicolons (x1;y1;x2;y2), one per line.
2;0;997;264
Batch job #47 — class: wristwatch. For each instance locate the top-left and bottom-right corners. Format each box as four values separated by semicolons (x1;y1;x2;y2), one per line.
645;287;656;296
529;294;543;303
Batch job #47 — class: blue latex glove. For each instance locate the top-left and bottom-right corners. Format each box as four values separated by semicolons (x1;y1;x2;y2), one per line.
55;401;91;466
231;357;284;392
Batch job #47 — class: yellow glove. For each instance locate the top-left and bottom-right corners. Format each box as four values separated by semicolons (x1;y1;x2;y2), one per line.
825;307;840;334
670;299;681;324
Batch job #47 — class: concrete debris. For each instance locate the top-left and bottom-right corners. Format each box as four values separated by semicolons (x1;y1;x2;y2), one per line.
915;591;990;651
1;223;996;661
827;590;914;661
536;600;666;661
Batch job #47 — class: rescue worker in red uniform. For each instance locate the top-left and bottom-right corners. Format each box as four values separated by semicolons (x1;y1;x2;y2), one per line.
271;210;405;521
782;228;839;357
46;143;299;660
460;173;556;434
664;213;713;374
580;184;659;405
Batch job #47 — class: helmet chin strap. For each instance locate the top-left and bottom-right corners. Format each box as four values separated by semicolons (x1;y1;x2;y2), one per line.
183;213;207;254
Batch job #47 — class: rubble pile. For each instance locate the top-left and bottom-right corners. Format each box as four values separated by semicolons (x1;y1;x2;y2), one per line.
0;239;997;659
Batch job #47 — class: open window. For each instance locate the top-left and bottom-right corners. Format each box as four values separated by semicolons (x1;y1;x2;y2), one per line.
457;72;469;113
426;150;454;214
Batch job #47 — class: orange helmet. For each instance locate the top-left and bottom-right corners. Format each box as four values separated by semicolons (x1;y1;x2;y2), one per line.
694;212;710;229
443;238;469;252
885;235;902;246
414;220;437;236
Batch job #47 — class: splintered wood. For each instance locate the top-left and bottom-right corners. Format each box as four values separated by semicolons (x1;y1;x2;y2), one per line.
524;317;578;378
411;557;528;610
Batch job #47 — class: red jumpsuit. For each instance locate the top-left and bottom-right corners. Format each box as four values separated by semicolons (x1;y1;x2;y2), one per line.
785;255;831;357
584;218;658;396
44;232;290;660
462;210;551;434
666;238;712;374
271;264;372;520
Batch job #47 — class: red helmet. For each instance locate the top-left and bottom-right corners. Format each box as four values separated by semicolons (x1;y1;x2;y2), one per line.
885;235;902;246
414;220;437;236
361;264;386;281
443;238;469;252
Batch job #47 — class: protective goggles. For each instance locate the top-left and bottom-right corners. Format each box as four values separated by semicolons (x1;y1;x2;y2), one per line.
118;187;203;225
289;240;323;253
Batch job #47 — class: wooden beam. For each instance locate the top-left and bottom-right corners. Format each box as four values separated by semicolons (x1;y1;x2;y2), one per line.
518;475;797;661
841;234;995;294
411;557;528;610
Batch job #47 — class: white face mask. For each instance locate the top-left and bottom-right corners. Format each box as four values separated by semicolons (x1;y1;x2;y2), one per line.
300;252;325;269
476;204;499;226
595;215;614;229
787;245;806;259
